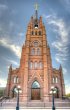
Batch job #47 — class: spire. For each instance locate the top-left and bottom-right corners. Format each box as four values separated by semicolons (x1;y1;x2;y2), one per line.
34;3;39;19
59;64;62;71
9;64;12;73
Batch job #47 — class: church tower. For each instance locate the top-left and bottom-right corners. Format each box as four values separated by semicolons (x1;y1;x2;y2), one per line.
6;4;65;102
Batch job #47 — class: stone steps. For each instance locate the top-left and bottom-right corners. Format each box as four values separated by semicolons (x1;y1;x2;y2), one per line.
0;98;70;109
1;101;70;107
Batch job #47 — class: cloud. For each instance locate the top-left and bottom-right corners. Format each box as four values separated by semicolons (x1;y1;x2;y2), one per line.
0;4;8;10
0;78;7;87
63;68;67;74
43;14;69;65
60;0;70;11
3;58;19;66
0;4;8;16
65;84;70;94
0;38;21;58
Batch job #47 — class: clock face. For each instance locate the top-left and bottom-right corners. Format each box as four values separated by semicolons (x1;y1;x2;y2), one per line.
34;24;38;29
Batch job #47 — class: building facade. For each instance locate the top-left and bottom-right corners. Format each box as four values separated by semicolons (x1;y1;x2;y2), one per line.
6;8;65;102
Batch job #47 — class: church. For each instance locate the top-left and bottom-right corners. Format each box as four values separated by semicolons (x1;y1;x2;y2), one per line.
6;5;65;102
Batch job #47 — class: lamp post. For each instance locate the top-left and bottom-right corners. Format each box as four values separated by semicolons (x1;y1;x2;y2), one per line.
50;86;57;110
15;85;22;110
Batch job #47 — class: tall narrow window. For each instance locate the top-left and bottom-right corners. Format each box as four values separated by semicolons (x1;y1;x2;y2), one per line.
16;77;19;83
29;61;33;69
37;48;40;55
35;31;37;35
39;62;42;69
52;77;55;83
31;48;35;55
32;31;34;35
39;31;41;35
14;76;17;83
56;77;58;83
34;62;38;69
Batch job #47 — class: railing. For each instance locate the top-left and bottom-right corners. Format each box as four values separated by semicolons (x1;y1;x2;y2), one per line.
0;96;10;106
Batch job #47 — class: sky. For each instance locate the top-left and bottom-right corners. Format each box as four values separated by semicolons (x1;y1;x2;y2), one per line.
0;0;70;94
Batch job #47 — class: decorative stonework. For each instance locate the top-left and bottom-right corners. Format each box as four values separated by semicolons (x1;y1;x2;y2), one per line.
6;9;65;102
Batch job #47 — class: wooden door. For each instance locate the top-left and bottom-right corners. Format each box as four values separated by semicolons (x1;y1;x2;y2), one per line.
31;88;40;100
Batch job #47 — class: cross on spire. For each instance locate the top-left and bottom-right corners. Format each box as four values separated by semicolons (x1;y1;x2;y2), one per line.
34;3;39;20
34;3;39;11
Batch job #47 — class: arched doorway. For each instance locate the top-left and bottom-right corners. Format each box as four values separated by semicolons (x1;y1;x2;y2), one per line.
31;81;41;100
12;86;17;98
54;87;59;98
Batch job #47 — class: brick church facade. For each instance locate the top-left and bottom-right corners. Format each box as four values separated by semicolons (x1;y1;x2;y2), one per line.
6;7;65;102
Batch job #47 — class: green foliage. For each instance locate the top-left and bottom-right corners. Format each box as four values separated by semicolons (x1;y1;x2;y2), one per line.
66;93;70;97
0;88;5;97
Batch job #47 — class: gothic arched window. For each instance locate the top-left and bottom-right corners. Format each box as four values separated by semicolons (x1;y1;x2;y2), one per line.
13;76;19;83
29;61;33;69
35;31;37;35
14;76;17;83
32;81;40;88
31;48;35;55
31;31;34;35
34;62;38;69
56;77;58;83
39;62;43;69
52;77;55;83
39;31;41;35
37;48;40;55
16;77;19;83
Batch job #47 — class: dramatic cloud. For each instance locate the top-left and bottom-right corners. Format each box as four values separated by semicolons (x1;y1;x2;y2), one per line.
0;4;8;10
43;14;69;65
0;38;21;58
0;78;7;87
0;4;8;17
5;58;19;66
65;84;70;94
60;0;70;12
63;68;67;75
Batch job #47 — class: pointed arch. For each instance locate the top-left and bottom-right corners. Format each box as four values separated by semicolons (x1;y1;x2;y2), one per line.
37;48;41;55
31;80;41;100
31;81;40;89
31;48;35;55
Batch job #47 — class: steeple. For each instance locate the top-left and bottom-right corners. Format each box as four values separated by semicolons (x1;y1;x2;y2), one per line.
9;64;12;72
59;64;62;71
34;3;39;20
34;3;39;28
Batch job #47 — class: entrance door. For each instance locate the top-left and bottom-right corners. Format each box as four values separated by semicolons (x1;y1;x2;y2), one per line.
54;87;59;98
31;81;40;100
